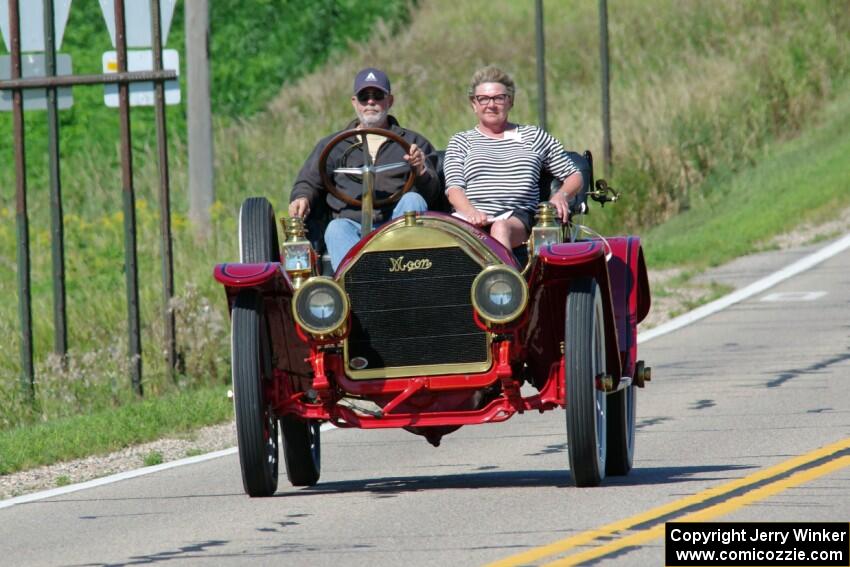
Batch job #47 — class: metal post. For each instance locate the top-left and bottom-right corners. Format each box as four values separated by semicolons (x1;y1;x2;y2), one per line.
10;0;34;400
115;0;143;395
185;0;214;241
535;0;547;131
599;0;612;177
150;0;177;381
43;0;68;361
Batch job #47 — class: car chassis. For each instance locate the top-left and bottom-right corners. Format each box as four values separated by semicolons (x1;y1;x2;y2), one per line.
214;128;651;496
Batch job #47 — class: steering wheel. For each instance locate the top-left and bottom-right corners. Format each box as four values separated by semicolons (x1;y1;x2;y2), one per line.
317;127;417;209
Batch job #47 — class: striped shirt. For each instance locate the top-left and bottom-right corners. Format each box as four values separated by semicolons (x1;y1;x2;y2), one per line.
443;124;578;215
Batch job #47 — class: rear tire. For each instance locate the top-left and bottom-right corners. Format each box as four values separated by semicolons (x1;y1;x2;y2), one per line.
239;197;280;263
606;381;636;475
232;290;279;497
281;417;321;486
565;277;607;487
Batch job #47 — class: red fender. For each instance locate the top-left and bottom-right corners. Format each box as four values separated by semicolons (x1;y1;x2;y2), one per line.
522;236;650;388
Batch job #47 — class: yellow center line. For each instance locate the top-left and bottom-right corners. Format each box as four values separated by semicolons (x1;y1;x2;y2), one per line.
486;437;850;567
545;456;850;566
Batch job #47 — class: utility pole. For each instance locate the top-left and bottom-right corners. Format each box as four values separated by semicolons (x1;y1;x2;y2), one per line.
185;0;214;240
599;0;612;177
535;0;547;131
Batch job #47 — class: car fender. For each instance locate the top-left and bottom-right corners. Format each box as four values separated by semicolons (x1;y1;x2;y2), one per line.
213;262;312;379
523;240;621;389
522;236;650;389
604;236;651;381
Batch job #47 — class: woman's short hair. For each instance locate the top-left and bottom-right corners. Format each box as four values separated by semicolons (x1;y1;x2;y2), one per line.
467;66;516;98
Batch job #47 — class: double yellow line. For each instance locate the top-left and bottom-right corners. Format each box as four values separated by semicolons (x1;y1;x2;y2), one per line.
488;437;850;567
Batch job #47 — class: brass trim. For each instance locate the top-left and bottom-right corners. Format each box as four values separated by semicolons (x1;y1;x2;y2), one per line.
291;277;350;337
337;216;502;280
281;216;307;242
471;265;529;325
342;348;493;380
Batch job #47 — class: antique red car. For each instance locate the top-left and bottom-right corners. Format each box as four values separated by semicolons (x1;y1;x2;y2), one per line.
214;128;651;497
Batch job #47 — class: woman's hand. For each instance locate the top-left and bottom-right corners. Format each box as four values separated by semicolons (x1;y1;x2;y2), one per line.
446;186;489;226
550;172;583;223
459;206;490;226
549;191;571;223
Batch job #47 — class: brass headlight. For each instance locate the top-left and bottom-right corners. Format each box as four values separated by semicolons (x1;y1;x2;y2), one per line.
471;265;528;325
292;277;349;336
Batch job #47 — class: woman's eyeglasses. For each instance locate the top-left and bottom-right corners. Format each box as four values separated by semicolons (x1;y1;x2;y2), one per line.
472;94;510;106
356;90;387;104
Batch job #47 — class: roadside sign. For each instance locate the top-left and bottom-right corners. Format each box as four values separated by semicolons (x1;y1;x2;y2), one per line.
0;0;73;52
0;54;73;111
102;49;180;107
98;0;177;48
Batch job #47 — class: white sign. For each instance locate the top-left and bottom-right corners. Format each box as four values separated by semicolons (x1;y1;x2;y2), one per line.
0;0;73;53
98;0;177;48
0;54;73;111
102;49;180;107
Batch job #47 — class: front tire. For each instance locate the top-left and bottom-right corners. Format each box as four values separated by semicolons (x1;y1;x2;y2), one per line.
239;197;280;263
565;277;607;487
281;417;321;486
232;290;279;497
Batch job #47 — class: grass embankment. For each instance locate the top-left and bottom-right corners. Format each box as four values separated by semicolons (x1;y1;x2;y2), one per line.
0;385;230;475
2;0;850;475
644;88;850;268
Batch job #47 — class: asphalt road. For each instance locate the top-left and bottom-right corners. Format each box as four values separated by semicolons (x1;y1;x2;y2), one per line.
2;241;848;567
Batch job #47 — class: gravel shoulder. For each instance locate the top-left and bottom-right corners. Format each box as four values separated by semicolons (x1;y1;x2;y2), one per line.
3;210;849;500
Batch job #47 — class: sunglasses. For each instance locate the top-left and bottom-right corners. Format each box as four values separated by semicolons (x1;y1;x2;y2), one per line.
356;90;387;104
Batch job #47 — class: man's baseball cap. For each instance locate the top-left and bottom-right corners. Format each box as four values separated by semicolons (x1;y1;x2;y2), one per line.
353;67;391;94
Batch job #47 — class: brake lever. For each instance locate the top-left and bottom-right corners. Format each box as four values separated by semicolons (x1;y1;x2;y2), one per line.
588;179;620;206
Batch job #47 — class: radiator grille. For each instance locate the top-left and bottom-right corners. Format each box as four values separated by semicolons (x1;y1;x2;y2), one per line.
344;247;488;373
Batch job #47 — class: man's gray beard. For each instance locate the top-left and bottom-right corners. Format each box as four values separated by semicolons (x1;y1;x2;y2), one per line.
357;108;388;128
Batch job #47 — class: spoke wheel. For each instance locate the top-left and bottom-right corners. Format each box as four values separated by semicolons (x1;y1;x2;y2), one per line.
565;277;607;487
239;197;280;263
232;290;279;497
606;378;636;476
281;416;321;486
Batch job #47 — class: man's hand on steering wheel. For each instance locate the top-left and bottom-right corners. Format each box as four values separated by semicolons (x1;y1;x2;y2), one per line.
404;143;427;176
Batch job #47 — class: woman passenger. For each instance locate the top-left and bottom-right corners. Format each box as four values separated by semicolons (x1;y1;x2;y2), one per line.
443;66;583;250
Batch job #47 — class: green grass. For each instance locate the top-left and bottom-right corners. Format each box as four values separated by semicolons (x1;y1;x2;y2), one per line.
0;385;231;475
643;89;850;269
143;451;164;467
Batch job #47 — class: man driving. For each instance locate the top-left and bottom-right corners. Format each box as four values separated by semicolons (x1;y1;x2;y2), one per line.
288;68;441;271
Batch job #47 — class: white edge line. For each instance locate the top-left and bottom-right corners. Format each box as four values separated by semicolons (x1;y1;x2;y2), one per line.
638;232;850;344
2;423;338;509
6;234;849;509
0;447;236;510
